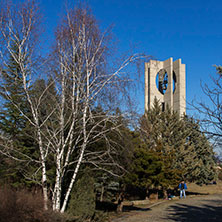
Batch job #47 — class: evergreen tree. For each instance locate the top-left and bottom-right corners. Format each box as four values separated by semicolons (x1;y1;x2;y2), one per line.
81;108;135;202
0;43;36;187
140;98;187;182
124;146;163;197
140;98;188;154
0;43;27;139
183;118;216;185
140;98;216;186
67;168;96;221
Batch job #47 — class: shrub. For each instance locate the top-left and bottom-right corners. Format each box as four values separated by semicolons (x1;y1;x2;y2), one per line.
67;169;96;221
0;186;65;222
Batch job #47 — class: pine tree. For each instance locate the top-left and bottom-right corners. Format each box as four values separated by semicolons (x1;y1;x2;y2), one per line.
140;98;216;186
183;118;216;185
0;43;27;138
67;168;96;221
0;43;36;187
124;146;163;193
140;98;187;168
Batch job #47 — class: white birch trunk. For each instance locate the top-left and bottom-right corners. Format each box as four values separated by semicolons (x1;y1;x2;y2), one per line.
52;158;62;211
37;126;49;210
60;142;86;213
60;103;88;213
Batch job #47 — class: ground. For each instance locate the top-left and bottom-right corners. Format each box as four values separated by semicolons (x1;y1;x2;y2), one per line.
110;182;222;222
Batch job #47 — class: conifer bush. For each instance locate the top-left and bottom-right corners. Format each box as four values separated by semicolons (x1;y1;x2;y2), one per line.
67;169;96;221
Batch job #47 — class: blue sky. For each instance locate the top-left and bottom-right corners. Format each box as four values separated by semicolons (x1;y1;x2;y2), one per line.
38;0;222;115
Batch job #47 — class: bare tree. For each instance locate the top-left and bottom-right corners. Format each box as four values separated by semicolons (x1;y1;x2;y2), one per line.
0;1;145;212
0;0;50;209
192;66;222;146
48;6;146;212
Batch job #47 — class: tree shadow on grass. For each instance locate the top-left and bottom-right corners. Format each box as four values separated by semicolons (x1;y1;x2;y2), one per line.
96;201;151;212
123;205;151;212
164;199;222;221
186;191;209;196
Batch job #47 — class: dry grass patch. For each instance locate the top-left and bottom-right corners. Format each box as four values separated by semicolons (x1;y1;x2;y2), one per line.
187;181;222;195
0;186;65;222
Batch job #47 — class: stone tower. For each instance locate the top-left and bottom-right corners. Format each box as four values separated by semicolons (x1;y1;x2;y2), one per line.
145;58;186;115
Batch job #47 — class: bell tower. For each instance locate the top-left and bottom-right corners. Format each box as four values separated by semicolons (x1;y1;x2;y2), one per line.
145;58;186;115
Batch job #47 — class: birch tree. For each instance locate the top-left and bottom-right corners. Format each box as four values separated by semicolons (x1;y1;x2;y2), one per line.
0;0;50;209
0;1;145;212
49;6;145;212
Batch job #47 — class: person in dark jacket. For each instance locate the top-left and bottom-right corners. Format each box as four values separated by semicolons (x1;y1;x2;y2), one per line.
179;181;187;198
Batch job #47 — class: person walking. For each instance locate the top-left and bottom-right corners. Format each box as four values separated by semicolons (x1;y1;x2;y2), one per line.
179;181;187;198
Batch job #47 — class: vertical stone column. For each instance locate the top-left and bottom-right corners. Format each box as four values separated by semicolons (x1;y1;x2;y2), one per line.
173;59;186;115
163;57;173;108
144;63;149;111
145;60;164;112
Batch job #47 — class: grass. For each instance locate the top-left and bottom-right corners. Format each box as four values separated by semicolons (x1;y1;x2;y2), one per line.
187;181;222;195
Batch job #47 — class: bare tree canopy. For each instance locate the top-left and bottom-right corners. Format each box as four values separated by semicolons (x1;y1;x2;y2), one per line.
192;66;222;146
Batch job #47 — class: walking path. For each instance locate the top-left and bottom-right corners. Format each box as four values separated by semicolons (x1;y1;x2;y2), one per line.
112;194;222;222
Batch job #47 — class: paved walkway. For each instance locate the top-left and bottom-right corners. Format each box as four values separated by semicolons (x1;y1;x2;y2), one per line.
112;194;222;222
